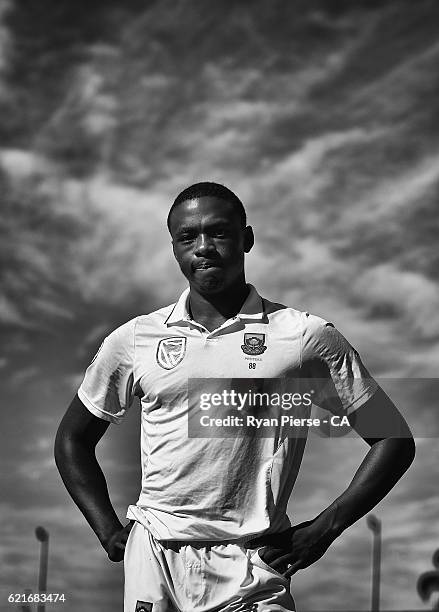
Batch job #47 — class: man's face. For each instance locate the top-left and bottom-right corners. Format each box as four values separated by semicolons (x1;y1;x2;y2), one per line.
169;196;253;295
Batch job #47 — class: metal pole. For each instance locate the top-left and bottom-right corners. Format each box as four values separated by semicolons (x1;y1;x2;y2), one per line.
35;526;49;612
366;515;382;612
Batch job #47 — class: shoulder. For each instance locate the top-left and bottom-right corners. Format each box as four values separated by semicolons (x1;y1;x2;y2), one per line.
261;294;331;336
109;300;177;335
135;302;176;327
300;311;357;364
102;316;138;348
260;294;303;326
87;317;138;368
99;300;177;353
301;311;335;337
257;294;339;359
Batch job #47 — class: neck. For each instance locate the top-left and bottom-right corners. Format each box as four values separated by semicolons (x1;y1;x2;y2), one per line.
188;280;250;331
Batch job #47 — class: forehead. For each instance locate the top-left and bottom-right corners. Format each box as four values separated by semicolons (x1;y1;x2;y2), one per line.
169;196;241;231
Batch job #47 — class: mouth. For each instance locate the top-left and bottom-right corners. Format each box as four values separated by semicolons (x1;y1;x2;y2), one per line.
193;261;222;271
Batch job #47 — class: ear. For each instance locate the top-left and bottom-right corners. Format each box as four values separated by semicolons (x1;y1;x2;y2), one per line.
243;226;254;253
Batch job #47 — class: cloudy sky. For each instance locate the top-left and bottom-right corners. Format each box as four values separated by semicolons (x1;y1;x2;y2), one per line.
1;0;439;610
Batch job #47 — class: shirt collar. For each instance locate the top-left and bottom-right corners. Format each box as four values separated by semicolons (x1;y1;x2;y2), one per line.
165;284;265;327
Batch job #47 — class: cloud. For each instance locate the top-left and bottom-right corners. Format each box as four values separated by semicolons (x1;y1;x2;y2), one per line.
341;153;439;228
0;148;50;177
354;263;439;339
348;38;439;123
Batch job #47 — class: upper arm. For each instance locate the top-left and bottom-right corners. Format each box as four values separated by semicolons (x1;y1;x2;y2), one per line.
302;314;378;415
348;385;414;446
55;393;110;451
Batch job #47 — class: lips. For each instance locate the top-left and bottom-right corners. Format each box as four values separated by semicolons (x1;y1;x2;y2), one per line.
194;261;222;270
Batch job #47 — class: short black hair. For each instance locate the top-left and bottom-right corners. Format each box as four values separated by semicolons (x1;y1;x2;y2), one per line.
167;181;247;231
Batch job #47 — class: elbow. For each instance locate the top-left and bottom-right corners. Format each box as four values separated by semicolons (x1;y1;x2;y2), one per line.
391;435;415;474
54;425;68;469
403;435;416;468
373;435;416;475
54;424;78;470
54;423;95;472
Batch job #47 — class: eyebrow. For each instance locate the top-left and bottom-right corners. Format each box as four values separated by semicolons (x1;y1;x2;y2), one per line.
175;226;197;235
176;219;232;233
176;219;234;235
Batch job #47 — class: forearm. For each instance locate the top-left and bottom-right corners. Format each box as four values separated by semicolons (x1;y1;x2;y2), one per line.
54;434;123;546
319;437;415;536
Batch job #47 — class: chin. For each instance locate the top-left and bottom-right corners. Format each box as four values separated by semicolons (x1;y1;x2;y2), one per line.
192;275;225;294
198;279;224;294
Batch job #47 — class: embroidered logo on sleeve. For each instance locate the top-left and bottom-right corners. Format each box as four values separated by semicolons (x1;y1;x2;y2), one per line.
156;337;187;369
241;333;267;355
135;602;152;612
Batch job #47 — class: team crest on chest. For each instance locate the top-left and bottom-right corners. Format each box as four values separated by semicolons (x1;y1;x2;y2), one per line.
241;333;267;355
156;337;187;369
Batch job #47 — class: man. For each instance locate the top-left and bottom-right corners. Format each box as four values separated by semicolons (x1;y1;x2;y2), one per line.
55;181;415;611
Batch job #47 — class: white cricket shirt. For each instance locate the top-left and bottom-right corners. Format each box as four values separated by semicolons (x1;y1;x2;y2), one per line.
78;285;377;541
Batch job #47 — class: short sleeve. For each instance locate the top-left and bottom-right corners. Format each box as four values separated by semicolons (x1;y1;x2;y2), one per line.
77;318;137;424
301;313;378;415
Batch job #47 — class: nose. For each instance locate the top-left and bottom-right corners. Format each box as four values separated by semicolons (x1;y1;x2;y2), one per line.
194;233;215;256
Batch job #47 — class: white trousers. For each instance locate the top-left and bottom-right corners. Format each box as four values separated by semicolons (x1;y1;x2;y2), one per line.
124;522;296;612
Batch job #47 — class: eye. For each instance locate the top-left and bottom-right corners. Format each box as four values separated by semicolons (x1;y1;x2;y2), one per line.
178;233;195;243
212;228;228;238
